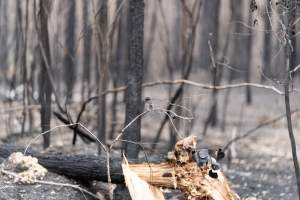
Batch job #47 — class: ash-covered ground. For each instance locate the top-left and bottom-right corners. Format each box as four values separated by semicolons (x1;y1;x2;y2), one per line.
0;86;299;200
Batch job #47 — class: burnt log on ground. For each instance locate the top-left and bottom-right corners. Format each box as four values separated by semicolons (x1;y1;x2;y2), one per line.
0;144;165;183
0;144;124;183
0;136;240;200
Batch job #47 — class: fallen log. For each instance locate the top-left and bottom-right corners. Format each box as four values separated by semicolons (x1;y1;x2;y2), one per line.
0;136;240;199
0;144;124;183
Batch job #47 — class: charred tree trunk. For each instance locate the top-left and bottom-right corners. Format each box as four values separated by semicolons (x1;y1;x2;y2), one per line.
199;0;220;71
123;0;145;158
96;0;108;153
262;1;272;81
11;0;22;94
143;1;157;78
109;82;118;140
20;0;30;137
81;0;92;102
168;0;183;150
63;0;76;102
37;0;53;149
109;0;129;140
284;0;300;197
220;0;244;131
28;45;40;134
200;0;220;135
0;0;8;74
28;56;36;134
245;6;253;105
229;0;244;79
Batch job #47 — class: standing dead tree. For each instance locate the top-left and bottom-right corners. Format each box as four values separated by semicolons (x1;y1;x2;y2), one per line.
168;0;185;150
63;0;76;102
284;0;300;197
123;0;145;159
156;0;177;149
109;0;128;140
201;40;221;136
0;0;8;75
245;5;253;105
81;0;92;102
143;0;157;77
20;0;30;136
220;0;245;131
200;0;221;136
10;0;22;96
262;1;272;81
36;0;53;149
95;0;109;154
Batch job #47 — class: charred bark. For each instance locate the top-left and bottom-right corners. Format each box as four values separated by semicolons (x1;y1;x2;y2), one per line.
262;1;272;81
200;0;220;136
95;0;109;154
284;0;300;197
0;144;124;183
37;0;53;149
109;0;129;139
123;0;145;158
245;4;253;104
81;0;92;102
63;0;76;102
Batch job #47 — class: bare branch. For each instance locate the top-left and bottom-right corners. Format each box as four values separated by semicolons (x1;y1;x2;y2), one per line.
223;108;300;151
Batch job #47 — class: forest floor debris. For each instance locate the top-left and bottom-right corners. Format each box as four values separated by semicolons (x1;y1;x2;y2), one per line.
0;88;299;199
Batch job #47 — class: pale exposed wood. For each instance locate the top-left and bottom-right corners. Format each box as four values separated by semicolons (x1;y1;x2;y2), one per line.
125;136;240;200
127;163;176;188
122;163;165;200
127;161;239;200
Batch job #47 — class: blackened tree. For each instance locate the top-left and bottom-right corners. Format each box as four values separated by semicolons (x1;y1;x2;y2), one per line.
123;0;145;158
95;0;108;153
37;0;53;149
81;0;92;102
64;0;76;102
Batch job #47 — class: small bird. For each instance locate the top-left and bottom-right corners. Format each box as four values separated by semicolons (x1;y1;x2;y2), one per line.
192;149;210;167
144;97;153;111
192;148;225;179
